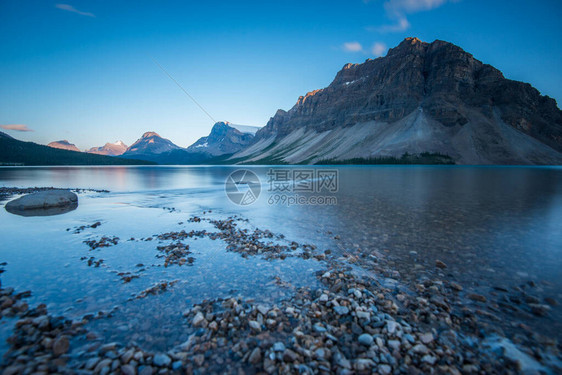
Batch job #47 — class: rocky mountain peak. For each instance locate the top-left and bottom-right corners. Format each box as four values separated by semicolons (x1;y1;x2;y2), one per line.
210;121;230;131
386;37;427;57
247;37;562;164
274;109;287;118
397;36;424;49
142;132;160;138
124;131;180;156
342;63;358;70
186;121;256;156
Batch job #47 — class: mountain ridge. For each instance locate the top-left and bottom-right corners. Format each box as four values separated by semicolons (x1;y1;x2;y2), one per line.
47;140;80;152
234;37;562;165
120;122;258;164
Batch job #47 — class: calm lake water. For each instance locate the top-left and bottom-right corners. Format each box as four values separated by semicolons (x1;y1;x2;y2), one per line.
0;165;561;352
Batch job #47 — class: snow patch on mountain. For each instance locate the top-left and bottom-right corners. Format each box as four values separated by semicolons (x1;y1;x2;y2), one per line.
87;141;128;156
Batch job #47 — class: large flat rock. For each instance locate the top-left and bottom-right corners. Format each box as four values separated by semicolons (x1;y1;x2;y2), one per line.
5;190;78;216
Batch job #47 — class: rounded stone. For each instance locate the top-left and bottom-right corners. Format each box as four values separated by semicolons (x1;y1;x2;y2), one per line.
152;353;171;367
121;364;136;375
52;335;70;356
5;190;78;216
333;305;349;315
358;333;374;346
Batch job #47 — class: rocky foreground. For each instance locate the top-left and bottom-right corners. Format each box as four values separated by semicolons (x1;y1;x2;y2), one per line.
0;213;560;374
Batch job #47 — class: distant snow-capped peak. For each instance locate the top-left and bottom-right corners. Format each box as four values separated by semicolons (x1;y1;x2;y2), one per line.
87;140;128;156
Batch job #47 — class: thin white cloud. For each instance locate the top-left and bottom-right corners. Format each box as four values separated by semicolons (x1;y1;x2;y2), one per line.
55;4;95;17
372;42;388;56
384;0;450;16
343;41;363;52
366;0;455;33
0;124;34;132
374;17;410;32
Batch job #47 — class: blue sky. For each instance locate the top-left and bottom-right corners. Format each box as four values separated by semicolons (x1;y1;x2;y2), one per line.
1;0;561;150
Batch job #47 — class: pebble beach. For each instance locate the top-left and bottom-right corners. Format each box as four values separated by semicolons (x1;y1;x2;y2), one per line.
0;187;561;374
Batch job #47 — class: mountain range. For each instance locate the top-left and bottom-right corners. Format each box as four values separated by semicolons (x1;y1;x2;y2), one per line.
119;122;259;164
230;37;562;165
3;37;562;165
48;139;128;156
0;132;151;166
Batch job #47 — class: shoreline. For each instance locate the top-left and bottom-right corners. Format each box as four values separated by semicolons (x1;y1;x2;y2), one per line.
0;205;560;373
0;187;109;203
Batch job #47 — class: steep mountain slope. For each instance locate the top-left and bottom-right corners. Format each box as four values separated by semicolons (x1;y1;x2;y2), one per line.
47;140;80;152
1;132;14;140
121;132;182;161
87;141;128;156
0;132;152;166
232;38;562;165
186;122;256;156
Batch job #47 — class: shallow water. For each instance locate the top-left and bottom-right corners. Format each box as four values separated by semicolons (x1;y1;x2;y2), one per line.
0;165;561;351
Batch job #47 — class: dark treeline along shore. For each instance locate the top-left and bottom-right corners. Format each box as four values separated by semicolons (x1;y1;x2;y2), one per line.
0;132;153;166
315;153;455;165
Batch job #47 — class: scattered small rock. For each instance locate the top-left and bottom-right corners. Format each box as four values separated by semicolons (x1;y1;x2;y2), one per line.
358;333;374;346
